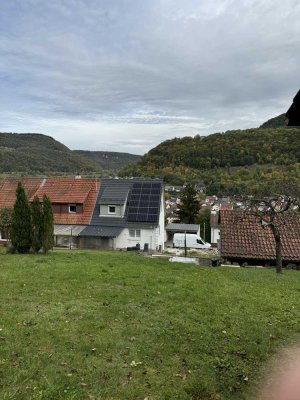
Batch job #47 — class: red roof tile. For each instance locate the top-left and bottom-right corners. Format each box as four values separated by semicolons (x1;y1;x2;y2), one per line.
220;210;300;261
31;177;100;225
0;177;43;210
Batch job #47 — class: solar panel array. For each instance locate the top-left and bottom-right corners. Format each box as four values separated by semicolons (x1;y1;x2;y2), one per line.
126;182;161;223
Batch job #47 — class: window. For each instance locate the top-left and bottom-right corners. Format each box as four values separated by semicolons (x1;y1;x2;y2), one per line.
69;204;77;213
197;239;204;245
108;206;116;214
129;229;141;238
0;230;8;240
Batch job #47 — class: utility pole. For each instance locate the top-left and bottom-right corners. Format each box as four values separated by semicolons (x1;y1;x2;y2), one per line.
184;230;187;258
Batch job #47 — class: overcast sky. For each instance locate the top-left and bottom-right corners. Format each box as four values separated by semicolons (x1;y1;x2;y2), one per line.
0;0;299;154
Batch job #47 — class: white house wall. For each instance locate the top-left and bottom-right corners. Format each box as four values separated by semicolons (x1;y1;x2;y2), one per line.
211;227;220;245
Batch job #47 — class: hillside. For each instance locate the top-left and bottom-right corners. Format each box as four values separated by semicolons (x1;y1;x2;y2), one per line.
0;133;140;175
75;150;141;172
260;113;287;128
121;127;300;195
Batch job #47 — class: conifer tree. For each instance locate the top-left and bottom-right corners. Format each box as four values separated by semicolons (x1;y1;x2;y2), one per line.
11;182;32;253
31;196;43;253
176;184;200;224
42;194;54;254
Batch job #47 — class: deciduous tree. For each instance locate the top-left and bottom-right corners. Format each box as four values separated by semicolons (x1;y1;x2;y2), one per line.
31;196;43;253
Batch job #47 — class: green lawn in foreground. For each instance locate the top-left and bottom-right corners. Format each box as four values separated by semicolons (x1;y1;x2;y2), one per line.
0;251;300;400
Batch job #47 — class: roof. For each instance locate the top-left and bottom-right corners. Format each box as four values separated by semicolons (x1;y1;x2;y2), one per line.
99;186;129;205
220;210;300;261
32;177;93;204
54;224;86;236
0;177;43;210
90;178;163;228
79;225;122;238
166;223;199;233
29;177;100;225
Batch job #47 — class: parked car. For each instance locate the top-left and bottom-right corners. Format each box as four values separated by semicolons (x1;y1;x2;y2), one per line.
173;233;211;249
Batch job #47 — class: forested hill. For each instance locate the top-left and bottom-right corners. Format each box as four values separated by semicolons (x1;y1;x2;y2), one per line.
260;114;287;128
0;133;140;175
74;150;141;172
121;127;300;195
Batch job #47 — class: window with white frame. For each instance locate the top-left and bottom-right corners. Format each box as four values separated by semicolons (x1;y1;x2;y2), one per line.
69;204;77;213
129;229;141;238
108;205;116;214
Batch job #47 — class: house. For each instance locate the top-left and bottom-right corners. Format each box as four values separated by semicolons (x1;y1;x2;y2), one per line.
210;210;220;247
30;177;99;248
0;177;44;242
0;176;165;251
79;178;165;251
220;210;300;266
165;223;200;247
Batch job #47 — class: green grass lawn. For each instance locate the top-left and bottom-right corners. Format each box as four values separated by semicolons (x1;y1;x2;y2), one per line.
1;251;300;400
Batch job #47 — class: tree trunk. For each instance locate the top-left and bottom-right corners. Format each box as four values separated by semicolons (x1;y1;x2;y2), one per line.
271;225;282;273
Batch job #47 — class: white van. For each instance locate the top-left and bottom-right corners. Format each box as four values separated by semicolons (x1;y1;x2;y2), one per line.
173;233;211;249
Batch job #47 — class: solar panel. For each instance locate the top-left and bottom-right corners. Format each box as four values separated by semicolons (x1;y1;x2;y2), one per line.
126;182;162;223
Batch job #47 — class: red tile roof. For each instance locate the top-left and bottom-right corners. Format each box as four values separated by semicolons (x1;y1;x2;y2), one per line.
0;176;100;225
0;177;43;210
220;210;300;262
31;177;100;225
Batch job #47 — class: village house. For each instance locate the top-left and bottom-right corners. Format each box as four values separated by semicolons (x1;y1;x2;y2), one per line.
220;210;300;266
0;176;165;251
30;176;99;248
80;178;165;251
0;177;43;243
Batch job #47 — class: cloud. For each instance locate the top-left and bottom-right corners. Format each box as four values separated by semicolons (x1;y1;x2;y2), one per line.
0;0;299;154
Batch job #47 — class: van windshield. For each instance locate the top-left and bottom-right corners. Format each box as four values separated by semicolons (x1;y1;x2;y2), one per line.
197;239;204;245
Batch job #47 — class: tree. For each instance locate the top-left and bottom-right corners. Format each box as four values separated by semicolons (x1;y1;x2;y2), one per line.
0;208;13;241
31;196;43;253
196;209;211;243
175;184;200;224
42;194;54;254
238;182;300;273
11;182;32;253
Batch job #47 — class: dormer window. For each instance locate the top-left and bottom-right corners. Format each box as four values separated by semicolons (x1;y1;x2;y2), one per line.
69;204;77;213
108;205;116;214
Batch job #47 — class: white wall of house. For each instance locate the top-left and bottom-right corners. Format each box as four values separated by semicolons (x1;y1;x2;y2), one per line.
114;193;165;251
211;227;220;245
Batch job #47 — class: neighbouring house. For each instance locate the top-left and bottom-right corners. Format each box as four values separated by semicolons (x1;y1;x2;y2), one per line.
30;177;99;248
220;210;300;266
210;210;220;247
0;177;44;243
165;223;200;247
0;176;165;251
79;178;165;251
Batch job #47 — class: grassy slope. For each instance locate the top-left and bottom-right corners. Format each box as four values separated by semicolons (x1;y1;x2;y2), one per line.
1;251;300;400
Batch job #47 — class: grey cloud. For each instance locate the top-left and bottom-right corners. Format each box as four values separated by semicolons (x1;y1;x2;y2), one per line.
0;0;299;153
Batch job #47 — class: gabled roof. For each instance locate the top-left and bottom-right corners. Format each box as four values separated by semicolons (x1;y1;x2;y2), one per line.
99;186;129;205
220;210;300;261
0;177;43;210
33;178;100;225
90;178;163;228
31;177;93;204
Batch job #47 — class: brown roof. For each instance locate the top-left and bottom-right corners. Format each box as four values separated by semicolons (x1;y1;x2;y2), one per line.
30;177;100;225
220;210;300;261
0;177;43;210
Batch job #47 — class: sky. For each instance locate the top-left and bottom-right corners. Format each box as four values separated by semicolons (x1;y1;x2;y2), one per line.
0;0;299;155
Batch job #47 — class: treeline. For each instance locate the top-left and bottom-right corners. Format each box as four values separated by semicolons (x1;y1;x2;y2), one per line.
121;127;300;195
0;133;140;175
